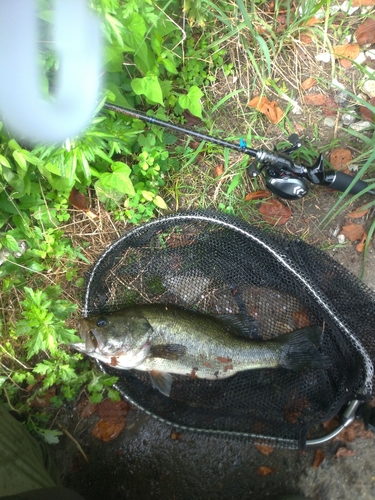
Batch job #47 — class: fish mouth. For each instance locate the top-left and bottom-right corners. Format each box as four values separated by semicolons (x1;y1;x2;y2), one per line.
78;320;103;353
87;329;99;351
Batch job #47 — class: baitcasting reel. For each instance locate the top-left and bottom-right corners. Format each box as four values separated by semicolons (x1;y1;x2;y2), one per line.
104;103;375;201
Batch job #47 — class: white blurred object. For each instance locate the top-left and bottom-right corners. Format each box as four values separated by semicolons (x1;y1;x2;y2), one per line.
0;0;102;144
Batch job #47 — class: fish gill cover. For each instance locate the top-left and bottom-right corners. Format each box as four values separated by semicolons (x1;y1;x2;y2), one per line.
81;210;375;449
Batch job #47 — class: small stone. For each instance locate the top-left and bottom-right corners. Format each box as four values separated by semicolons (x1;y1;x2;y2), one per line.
331;78;345;91
349;120;373;132
334;91;351;107
354;52;366;65
340;1;359;14
315;52;331;63
348;164;359;172
341;113;356;125
324;117;336;128
329;5;341;15
338;234;346;244
363;79;375;98
365;50;375;61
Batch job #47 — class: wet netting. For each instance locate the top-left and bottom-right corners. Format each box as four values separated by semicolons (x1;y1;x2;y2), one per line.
83;211;375;448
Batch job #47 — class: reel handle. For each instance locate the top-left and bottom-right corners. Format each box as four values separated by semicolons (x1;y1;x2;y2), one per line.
323;170;374;195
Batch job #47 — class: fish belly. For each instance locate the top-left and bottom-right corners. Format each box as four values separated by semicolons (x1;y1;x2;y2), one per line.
134;347;280;380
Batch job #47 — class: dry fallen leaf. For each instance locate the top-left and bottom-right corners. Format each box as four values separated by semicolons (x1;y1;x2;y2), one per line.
329;148;352;171
244;190;271;201
259;199;292;226
323;416;340;433
303;16;323;26
91;419;126;442
256;466;275;476
29;387;56;408
333;419;374;443
301;77;317;90
96;398;129;420
333;44;360;61
303;94;327;106
170;430;183;441
339;58;353;70
293;310;311;328
353;0;375;5
284;394;311;424
69;187;88;211
322;95;338;117
68;187;98;219
299;34;313;44
360;97;375;123
335;446;356;458
183;109;204;126
355;17;375;46
255;444;274;456
213;165;224;178
77;396;97;418
248;96;284;124
340;223;366;243
313;449;325;468
356;232;367;253
347;205;370;219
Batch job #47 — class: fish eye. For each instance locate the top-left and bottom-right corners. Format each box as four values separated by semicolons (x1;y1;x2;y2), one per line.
96;317;107;327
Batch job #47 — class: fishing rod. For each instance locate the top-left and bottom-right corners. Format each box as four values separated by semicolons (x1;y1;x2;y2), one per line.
104;103;375;200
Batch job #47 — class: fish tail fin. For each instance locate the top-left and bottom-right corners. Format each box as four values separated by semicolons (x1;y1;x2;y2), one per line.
280;325;331;371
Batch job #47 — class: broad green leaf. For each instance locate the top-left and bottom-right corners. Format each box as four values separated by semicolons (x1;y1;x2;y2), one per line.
161;57;178;75
13;151;28;171
0;192;19;214
126;12;147;38
178;86;203;118
154;18;179;37
4;234;20;252
8;139;21;151
105;13;125;47
151;34;162;56
131;74;164;106
153;195;167;209
12;214;32;236
97;172;135;197
80;151;91;180
0;154;11;169
104;43;126;72
142;190;154;201
134;45;156;75
105;81;131;108
113;172;136;196
112;162;131;175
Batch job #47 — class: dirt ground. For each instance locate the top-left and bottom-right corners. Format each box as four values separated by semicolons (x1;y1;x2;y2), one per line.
49;183;375;500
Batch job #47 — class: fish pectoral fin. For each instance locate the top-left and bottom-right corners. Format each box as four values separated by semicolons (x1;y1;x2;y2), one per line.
149;370;173;397
149;344;187;360
216;314;258;337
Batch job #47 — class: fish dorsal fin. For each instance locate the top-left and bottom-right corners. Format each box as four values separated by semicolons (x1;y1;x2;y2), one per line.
216;314;258;338
150;344;187;360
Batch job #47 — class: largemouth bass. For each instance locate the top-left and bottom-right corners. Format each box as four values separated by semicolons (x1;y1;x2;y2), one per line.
73;304;329;397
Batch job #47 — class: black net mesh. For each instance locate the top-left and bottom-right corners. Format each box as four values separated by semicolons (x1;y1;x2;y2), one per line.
83;211;375;448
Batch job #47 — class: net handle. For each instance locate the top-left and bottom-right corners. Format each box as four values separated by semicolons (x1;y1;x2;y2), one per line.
305;399;361;446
